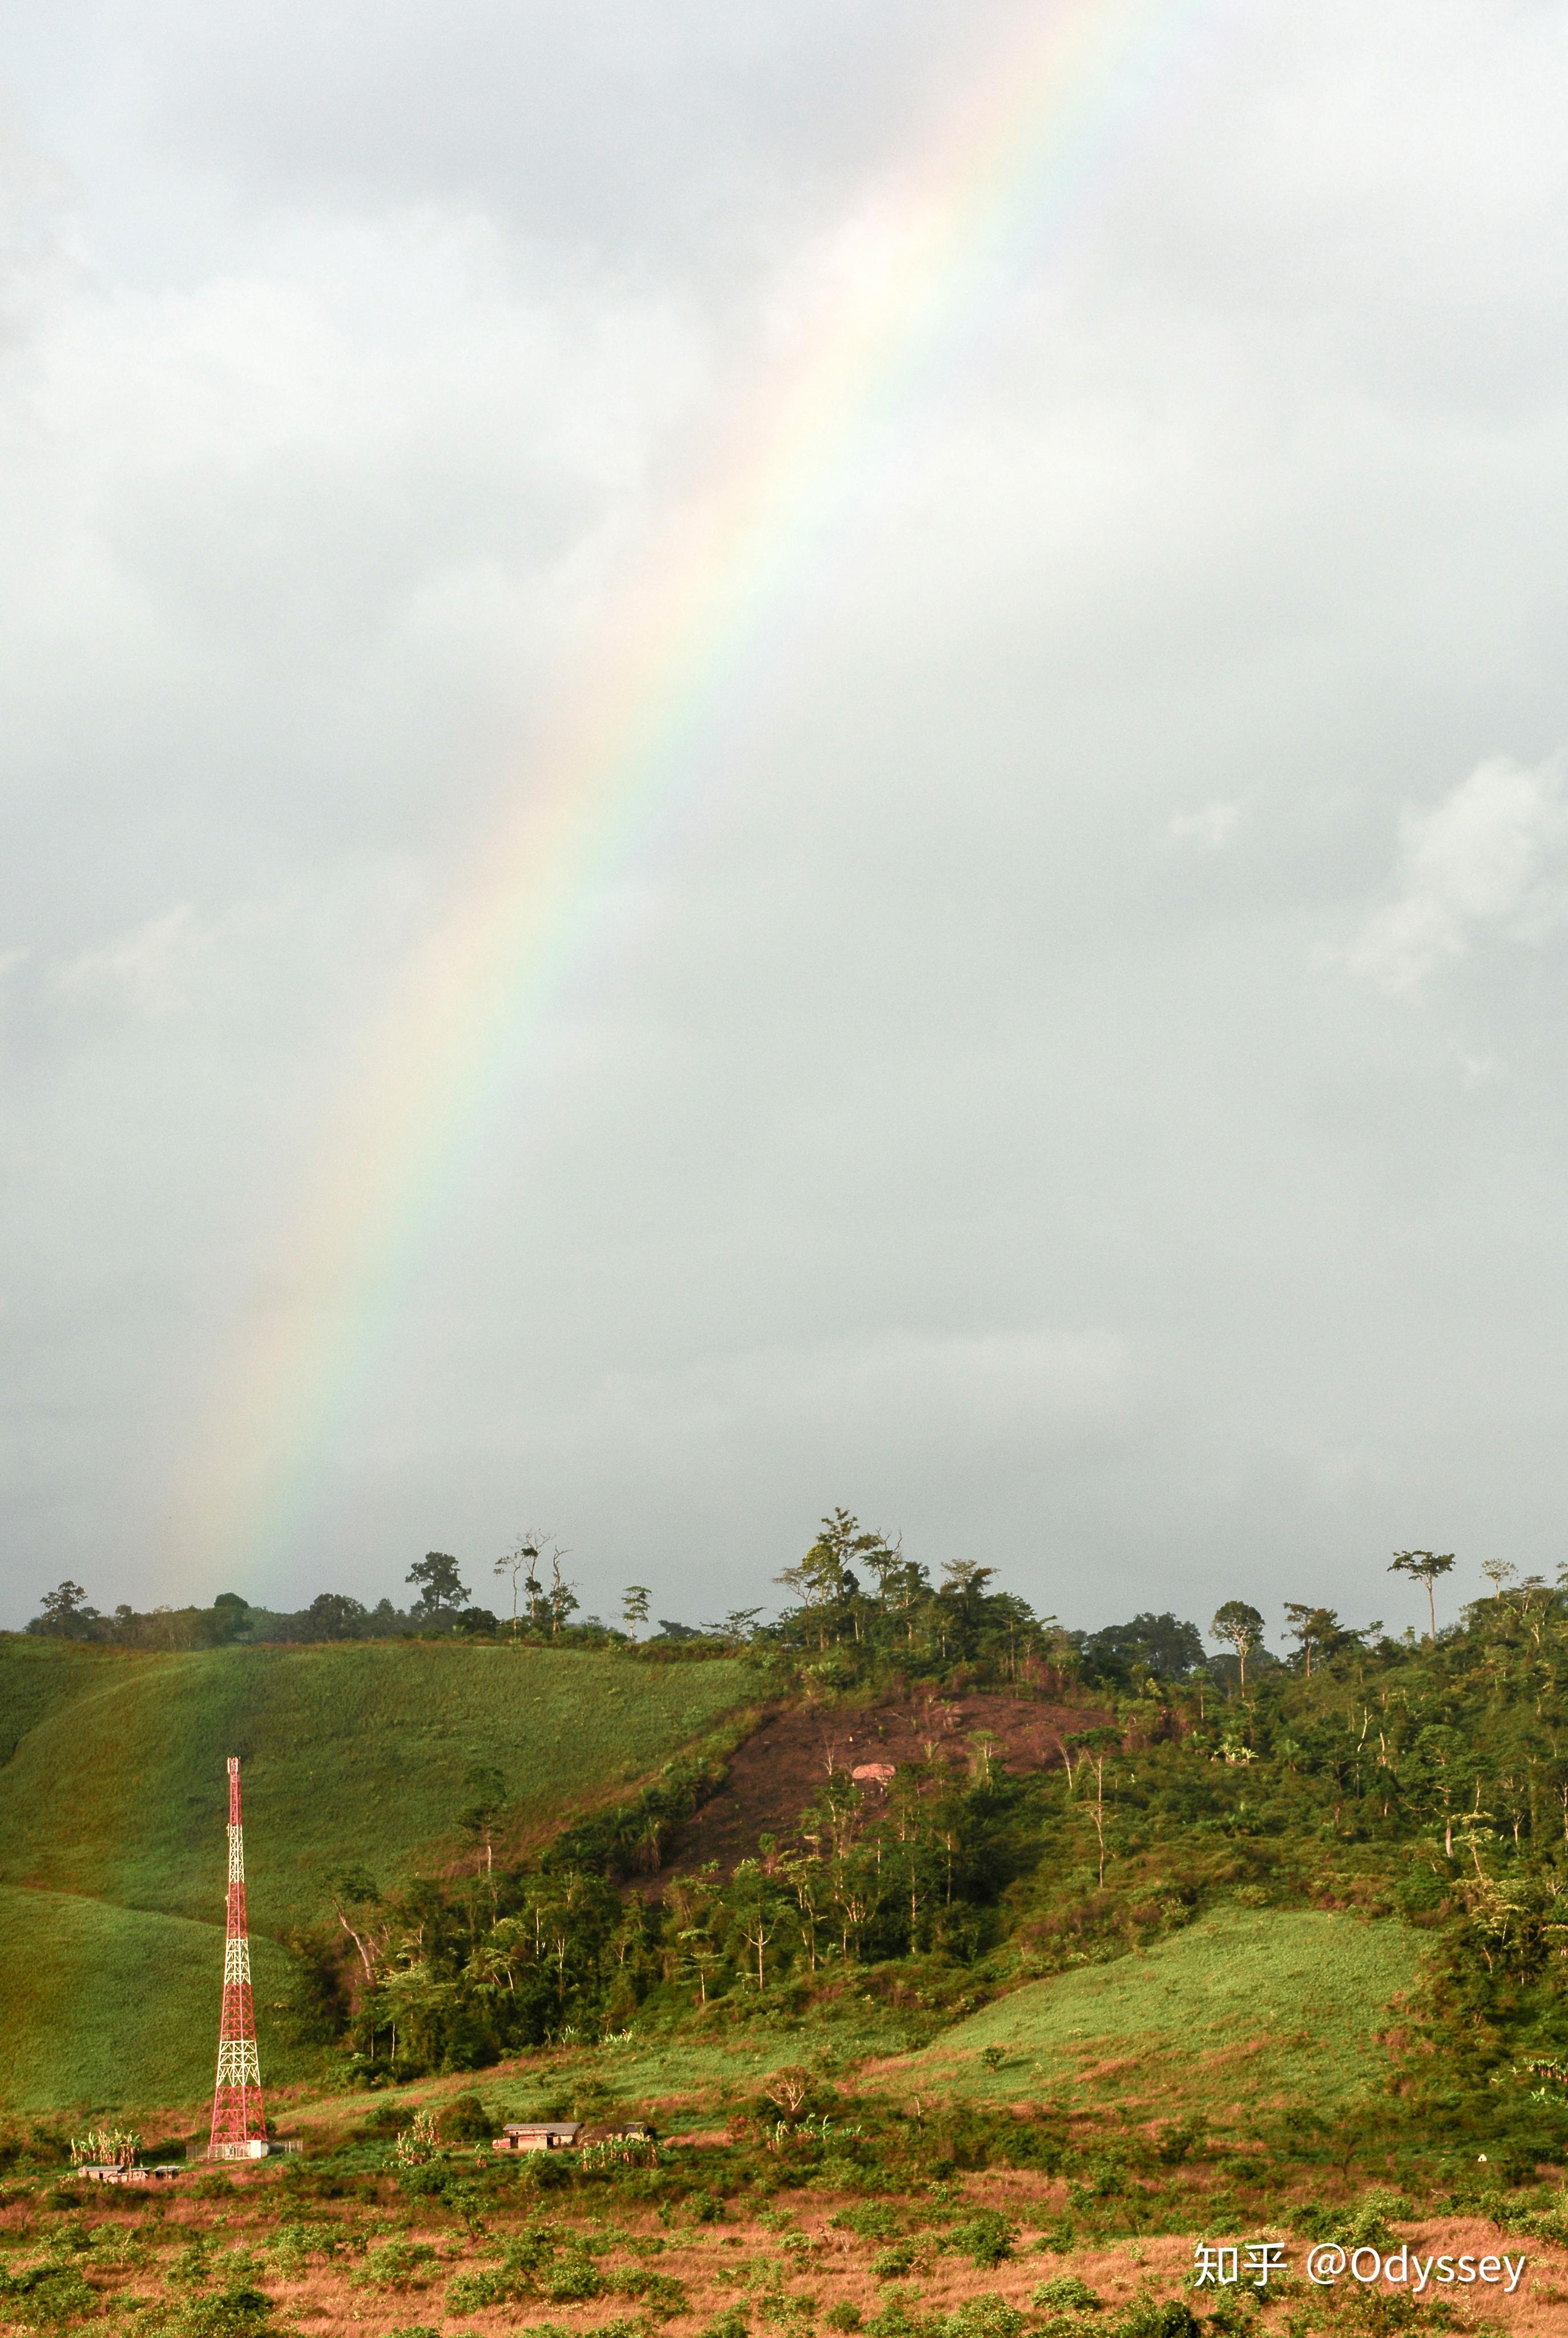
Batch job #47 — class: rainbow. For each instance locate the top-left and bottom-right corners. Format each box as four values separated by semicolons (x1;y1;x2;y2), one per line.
182;0;1216;1583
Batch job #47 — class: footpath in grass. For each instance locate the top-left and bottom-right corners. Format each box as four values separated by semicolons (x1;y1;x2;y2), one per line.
0;1639;753;1931
868;1907;1424;2118
0;1883;308;2114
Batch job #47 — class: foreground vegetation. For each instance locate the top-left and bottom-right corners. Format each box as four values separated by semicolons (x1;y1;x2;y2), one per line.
5;2079;1568;2338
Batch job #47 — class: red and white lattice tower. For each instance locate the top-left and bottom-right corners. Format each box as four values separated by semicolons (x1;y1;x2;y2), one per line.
207;1756;268;2158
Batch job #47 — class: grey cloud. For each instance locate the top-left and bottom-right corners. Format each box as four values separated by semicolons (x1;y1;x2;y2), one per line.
5;1;1568;1635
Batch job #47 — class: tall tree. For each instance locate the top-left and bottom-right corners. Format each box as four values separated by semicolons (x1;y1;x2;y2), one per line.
1078;1612;1204;1679
494;1534;542;1635
1282;1602;1340;1678
29;1581;99;1639
545;1551;578;1636
622;1585;651;1632
1210;1599;1265;1695
776;1509;879;1648
1389;1549;1456;1643
407;1551;469;1621
458;1764;508;1888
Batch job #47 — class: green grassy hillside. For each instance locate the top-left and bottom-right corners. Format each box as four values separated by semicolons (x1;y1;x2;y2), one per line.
0;1637;752;2114
873;1906;1422;2117
0;1639;750;1932
0;1884;310;2115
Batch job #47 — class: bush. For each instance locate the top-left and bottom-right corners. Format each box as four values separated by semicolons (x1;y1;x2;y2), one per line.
442;2094;493;2142
831;2207;901;2242
0;2263;96;2328
613;2270;691;2318
865;2293;922;2338
544;2258;603;2303
1030;2220;1077;2258
164;2285;276;2338
1150;2123;1201;2166
1033;2281;1101;2313
937;2213;1014;2268
870;2248;917;2280
1109;2304;1200;2338
267;2219;342;2275
936;2297;1026;2338
353;2241;438;2292
827;2310;863;2333
447;2272;519;2314
169;2239;213;2288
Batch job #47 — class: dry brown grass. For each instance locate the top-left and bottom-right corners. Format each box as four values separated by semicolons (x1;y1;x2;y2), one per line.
6;2168;1568;2338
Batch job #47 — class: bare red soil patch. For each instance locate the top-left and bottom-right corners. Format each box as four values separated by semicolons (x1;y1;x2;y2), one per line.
655;1691;1107;1880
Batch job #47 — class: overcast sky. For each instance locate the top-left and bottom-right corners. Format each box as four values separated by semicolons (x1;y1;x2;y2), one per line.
4;1;1568;1640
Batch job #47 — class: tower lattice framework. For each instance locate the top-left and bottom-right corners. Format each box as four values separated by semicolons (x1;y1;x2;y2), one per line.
208;1756;267;2157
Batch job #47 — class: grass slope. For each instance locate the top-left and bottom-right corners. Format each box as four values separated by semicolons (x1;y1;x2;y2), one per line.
0;1637;751;2114
0;1884;308;2115
873;1907;1424;2118
0;1639;751;1932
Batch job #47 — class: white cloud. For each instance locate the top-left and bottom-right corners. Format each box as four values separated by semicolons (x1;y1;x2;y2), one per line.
1348;754;1568;998
1165;800;1241;852
52;906;206;1015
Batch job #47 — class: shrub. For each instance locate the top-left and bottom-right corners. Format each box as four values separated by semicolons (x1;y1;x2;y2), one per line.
267;2219;343;2275
448;2272;517;2314
613;2270;691;2318
164;2285;276;2338
1109;2303;1200;2338
1066;2155;1126;2206
545;2258;604;2303
865;2292;922;2338
937;2213;1014;2269
871;2248;917;2280
506;2224;564;2274
1033;2281;1101;2313
169;2238;213;2288
352;2241;438;2291
1030;2221;1077;2259
0;2263;96;2329
442;2094;493;2142
699;2312;752;2338
827;2309;863;2333
757;2293;817;2332
832;2207;901;2243
937;2302;1026;2338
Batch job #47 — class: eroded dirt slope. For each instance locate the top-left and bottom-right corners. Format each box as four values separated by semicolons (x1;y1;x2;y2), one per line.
656;1691;1107;1879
